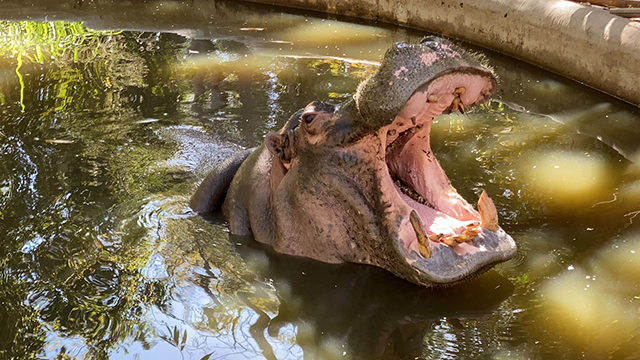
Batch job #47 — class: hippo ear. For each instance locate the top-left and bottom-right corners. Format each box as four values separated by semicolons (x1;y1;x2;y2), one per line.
266;132;285;158
266;131;294;163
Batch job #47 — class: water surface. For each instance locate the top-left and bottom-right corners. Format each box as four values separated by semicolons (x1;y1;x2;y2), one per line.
1;1;639;359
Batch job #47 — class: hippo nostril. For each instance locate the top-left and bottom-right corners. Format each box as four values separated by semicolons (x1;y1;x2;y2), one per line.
420;36;444;50
419;36;439;45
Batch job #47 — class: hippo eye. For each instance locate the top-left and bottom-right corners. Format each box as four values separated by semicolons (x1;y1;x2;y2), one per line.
303;113;316;124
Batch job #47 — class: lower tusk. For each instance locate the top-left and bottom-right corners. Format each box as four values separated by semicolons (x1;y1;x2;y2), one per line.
410;210;431;258
478;190;499;231
427;95;439;103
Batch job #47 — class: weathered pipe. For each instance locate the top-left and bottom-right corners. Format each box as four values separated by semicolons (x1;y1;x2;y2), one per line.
244;0;640;107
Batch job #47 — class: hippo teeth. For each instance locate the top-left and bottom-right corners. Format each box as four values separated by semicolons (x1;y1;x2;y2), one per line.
394;179;434;208
385;126;416;157
409;210;431;258
378;69;504;262
452;97;465;114
478;190;499;231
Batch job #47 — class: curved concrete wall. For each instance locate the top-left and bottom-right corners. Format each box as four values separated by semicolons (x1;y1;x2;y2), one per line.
246;0;640;107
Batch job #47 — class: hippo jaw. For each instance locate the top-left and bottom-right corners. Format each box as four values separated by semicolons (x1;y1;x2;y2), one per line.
212;39;517;288
367;66;517;286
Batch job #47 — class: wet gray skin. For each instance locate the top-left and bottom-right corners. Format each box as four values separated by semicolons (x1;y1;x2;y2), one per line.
192;37;517;287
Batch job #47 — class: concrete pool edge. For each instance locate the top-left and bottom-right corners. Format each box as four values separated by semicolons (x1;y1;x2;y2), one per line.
243;0;640;107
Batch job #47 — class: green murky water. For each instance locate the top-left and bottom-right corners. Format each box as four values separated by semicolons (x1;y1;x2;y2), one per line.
1;1;639;359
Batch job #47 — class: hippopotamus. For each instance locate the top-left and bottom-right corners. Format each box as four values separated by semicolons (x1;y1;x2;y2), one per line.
191;37;517;287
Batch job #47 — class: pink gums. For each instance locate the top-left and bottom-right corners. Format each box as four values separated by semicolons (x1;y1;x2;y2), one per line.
375;71;495;258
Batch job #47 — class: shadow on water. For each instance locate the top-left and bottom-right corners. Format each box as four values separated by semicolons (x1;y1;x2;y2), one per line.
198;213;514;360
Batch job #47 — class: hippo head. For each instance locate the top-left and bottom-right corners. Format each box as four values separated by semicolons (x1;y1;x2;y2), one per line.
262;38;516;287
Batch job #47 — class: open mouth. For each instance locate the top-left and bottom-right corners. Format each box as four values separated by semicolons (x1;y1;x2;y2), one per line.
378;72;506;269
